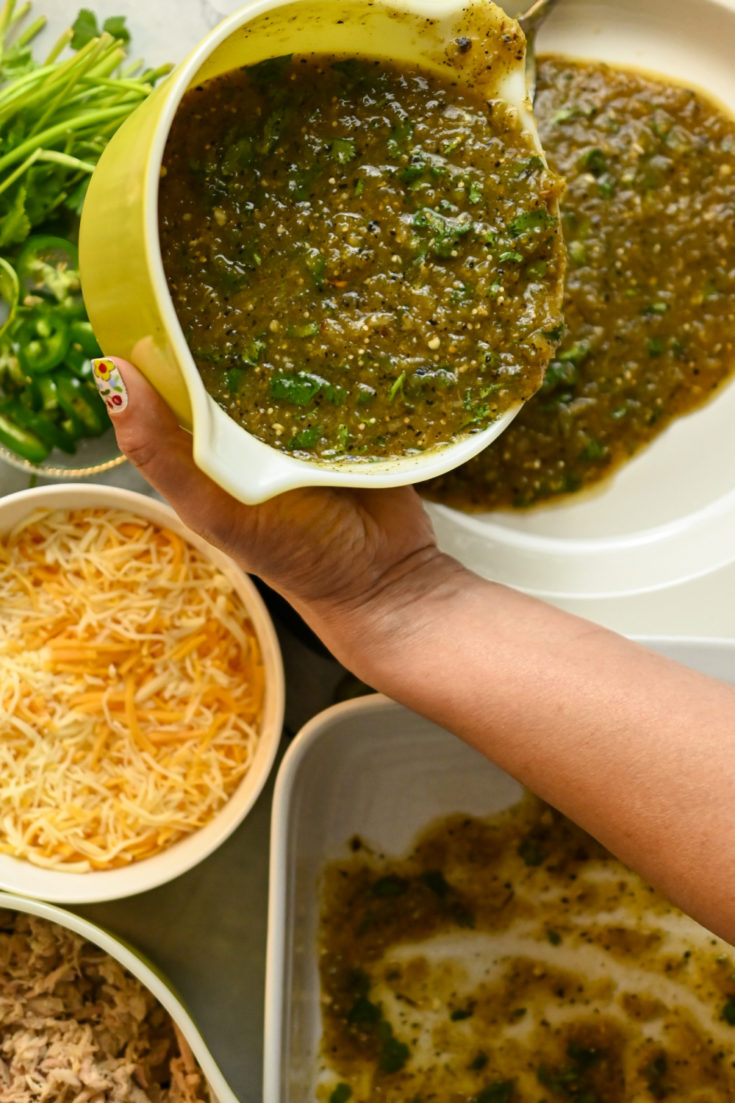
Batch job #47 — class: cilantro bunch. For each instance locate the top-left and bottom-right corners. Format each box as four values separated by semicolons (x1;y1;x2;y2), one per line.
0;3;170;465
0;1;171;249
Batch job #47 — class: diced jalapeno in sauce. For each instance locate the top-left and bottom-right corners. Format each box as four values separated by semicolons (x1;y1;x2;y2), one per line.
158;54;565;462
426;57;735;509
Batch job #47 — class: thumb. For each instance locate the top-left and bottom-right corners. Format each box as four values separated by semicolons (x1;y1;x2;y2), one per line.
91;356;240;540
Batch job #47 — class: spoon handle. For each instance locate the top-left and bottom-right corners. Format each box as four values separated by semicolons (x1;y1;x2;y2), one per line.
519;0;562;100
519;0;562;36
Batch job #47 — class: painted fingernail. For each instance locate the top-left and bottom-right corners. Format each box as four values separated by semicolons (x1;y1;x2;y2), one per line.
92;357;128;414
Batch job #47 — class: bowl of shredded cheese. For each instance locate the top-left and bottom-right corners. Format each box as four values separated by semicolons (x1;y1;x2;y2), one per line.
0;482;284;903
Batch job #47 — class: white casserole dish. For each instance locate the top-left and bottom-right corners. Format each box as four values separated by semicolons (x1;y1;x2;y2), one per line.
263;636;735;1102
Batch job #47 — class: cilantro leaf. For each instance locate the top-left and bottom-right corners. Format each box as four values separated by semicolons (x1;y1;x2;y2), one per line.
288;425;322;450
0;186;31;249
329;1086;352;1103
332;137;356;164
0;43;35;82
70;9;100;50
66;176;92;217
102;15;130;44
269;371;324;406
247;54;293;84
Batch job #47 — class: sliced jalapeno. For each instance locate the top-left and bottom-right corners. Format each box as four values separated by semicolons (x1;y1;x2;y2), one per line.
68;319;102;360
36;375;59;412
65;345;92;379
0;257;20;341
5;400;77;454
55;372;107;437
16;235;81;301
0;407;50;463
15;307;71;374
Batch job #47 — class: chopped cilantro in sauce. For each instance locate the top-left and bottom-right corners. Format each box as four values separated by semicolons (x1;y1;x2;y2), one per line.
159;55;565;462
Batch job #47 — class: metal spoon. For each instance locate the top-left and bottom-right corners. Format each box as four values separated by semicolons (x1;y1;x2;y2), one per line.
518;0;562;99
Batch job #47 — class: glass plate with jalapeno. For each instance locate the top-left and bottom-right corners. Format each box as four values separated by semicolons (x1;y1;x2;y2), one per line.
0;235;124;478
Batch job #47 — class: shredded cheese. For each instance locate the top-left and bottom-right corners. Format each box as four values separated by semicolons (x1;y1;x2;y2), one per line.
0;507;266;872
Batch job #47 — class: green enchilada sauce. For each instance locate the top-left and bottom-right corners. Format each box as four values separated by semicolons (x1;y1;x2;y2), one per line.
427;57;735;509
159;54;565;461
318;798;735;1101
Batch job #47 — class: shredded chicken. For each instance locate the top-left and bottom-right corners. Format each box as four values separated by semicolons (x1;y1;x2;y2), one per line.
0;911;209;1103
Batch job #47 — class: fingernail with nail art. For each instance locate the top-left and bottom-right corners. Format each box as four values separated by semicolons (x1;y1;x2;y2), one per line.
92;358;128;414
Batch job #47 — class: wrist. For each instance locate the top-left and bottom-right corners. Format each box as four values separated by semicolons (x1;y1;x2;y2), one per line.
294;547;476;691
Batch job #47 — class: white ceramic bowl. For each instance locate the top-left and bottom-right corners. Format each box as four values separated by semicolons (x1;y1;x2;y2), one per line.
427;0;735;599
0;482;284;903
263;636;735;1102
0;891;240;1103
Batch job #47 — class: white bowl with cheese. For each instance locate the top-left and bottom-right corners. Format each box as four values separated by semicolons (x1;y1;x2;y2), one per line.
0;482;284;903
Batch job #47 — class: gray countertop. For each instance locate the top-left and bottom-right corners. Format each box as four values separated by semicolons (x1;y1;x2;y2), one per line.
4;1;735;1098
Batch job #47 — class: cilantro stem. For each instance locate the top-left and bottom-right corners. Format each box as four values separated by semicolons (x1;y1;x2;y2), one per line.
13;11;43;47
0;148;97;199
0;4;168;247
79;73;165;95
0;49;98;120
5;0;30;29
44;26;72;64
0;56;64;111
28;37;121;137
0;0;26;46
388;371;407;403
0;0;45;72
138;63;173;84
85;46;128;83
0;105;132;175
0;0;13;43
1;33;119;113
120;58;143;78
0;148;42;196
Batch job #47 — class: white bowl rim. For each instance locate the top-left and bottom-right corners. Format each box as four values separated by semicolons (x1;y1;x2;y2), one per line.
426;481;735;599
0;482;285;903
0;890;240;1103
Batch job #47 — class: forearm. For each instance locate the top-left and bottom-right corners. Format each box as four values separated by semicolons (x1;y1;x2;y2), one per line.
105;359;735;942
298;551;735;943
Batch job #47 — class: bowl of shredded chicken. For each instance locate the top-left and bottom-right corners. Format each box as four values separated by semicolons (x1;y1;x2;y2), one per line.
0;892;240;1103
0;483;284;903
